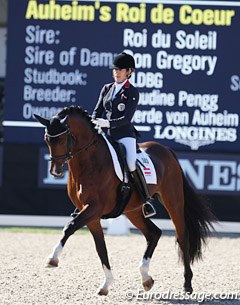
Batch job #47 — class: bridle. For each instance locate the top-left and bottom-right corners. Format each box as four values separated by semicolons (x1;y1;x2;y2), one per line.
45;128;97;164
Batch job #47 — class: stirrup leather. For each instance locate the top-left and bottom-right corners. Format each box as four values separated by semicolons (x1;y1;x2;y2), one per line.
142;200;157;218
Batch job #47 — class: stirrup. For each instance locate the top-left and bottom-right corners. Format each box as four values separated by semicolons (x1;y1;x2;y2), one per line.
142;200;157;218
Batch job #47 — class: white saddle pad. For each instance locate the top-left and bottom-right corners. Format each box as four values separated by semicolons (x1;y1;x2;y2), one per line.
102;134;157;184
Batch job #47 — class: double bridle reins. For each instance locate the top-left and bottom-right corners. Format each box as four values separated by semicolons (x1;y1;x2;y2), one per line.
45;128;97;163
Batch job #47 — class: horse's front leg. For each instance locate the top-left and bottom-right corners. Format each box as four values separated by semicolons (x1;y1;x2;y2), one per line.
46;204;95;267
87;220;114;296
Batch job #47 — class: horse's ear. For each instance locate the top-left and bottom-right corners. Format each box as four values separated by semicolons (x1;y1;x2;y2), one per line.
34;114;50;127
60;116;68;126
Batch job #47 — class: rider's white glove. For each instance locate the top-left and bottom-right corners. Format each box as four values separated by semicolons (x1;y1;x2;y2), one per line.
92;118;110;128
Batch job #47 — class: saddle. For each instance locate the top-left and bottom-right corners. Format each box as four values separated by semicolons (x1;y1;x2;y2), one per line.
101;137;132;219
101;135;157;219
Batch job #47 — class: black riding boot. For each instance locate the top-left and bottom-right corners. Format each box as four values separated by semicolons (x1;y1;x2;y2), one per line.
131;168;157;218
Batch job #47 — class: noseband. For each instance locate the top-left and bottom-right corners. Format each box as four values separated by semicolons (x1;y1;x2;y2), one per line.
45;128;96;163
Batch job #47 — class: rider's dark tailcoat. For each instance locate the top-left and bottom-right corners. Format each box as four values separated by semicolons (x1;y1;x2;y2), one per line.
92;80;139;140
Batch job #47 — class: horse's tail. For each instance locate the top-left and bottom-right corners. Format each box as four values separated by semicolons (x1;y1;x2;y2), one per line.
170;149;217;263
182;172;217;262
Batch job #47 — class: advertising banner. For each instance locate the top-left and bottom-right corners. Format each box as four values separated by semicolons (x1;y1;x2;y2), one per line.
177;152;240;194
38;146;240;195
4;0;240;153
38;146;68;188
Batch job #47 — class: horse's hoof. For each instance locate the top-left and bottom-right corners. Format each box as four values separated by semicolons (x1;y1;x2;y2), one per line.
143;277;154;291
46;257;59;267
184;286;193;294
97;288;109;296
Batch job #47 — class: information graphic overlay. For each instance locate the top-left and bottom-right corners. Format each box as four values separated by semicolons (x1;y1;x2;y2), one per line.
4;0;240;154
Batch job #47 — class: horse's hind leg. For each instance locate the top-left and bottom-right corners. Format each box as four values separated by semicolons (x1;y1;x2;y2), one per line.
87;220;113;296
126;209;162;291
178;232;193;293
163;195;193;293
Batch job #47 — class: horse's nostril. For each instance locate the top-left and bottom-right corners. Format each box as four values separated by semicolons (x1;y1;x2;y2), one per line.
50;163;65;178
56;168;61;174
56;168;64;177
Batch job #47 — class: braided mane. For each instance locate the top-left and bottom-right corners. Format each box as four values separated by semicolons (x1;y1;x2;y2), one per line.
58;106;94;127
58;105;89;119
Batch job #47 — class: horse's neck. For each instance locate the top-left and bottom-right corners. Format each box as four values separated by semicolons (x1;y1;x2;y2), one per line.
69;118;102;169
71;117;94;150
69;126;109;176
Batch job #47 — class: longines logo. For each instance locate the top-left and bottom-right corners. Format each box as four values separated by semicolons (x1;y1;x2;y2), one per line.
154;125;238;150
175;139;215;150
38;147;240;194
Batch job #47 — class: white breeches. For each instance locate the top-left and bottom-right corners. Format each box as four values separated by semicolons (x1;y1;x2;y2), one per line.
116;137;137;172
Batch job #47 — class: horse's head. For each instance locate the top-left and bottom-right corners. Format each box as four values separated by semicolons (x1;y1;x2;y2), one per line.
34;113;74;177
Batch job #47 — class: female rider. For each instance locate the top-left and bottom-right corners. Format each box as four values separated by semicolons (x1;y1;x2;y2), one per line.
91;52;158;218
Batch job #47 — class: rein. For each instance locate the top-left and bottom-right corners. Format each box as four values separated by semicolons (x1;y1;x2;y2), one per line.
46;129;97;163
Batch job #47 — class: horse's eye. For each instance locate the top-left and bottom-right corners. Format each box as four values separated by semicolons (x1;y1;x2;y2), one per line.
59;139;66;145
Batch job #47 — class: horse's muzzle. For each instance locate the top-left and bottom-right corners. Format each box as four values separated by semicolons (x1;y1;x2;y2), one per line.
50;162;65;177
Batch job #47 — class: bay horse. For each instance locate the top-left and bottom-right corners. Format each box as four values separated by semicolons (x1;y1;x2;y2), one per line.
35;106;216;296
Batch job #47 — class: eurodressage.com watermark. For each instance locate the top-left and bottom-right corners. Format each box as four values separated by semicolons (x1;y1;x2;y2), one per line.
125;289;240;303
